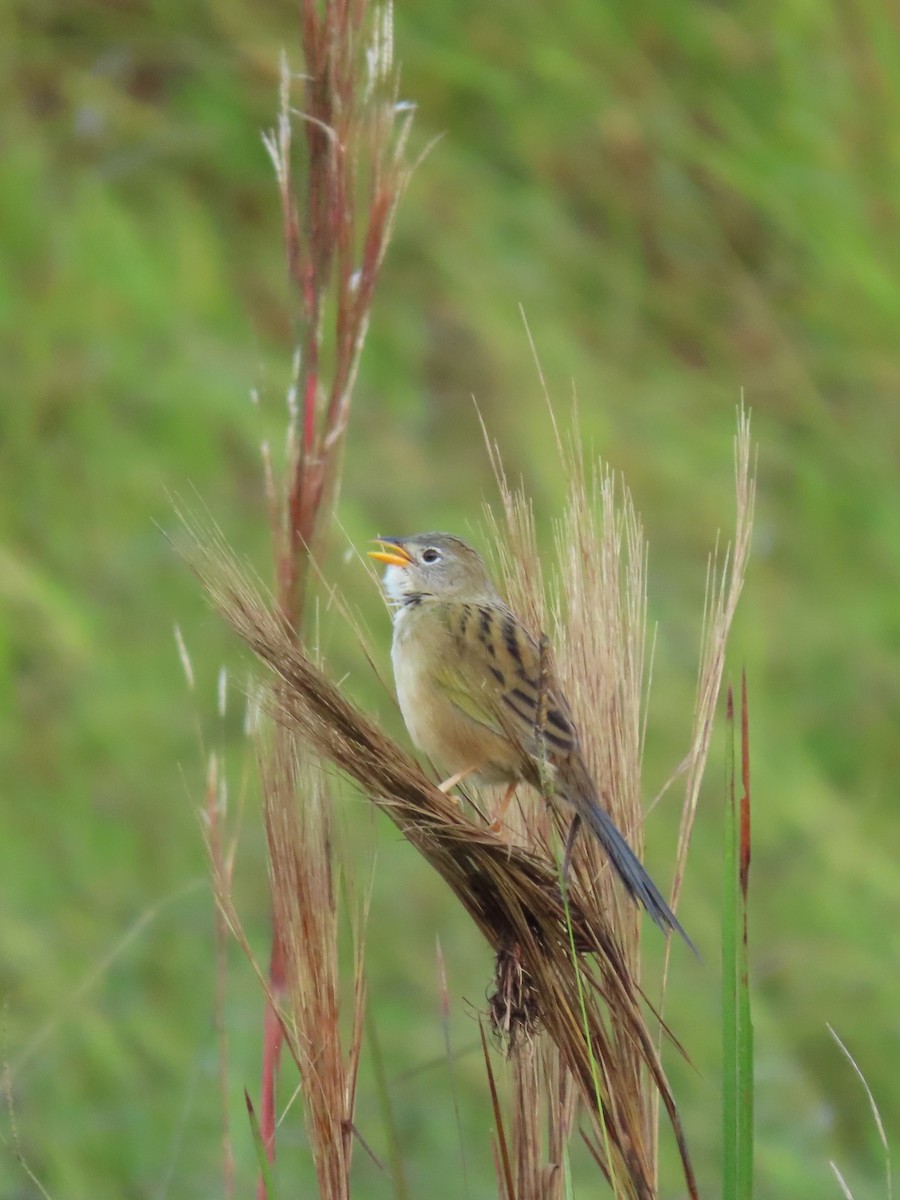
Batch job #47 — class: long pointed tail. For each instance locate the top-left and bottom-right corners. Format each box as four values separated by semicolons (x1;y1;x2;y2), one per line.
571;792;695;951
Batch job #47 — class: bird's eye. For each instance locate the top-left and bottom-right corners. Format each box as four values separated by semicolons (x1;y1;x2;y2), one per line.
421;548;441;564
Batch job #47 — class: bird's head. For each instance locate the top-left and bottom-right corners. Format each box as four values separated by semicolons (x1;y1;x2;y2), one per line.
368;533;500;606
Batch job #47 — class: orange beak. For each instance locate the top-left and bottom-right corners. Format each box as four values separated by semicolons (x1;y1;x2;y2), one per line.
368;537;414;568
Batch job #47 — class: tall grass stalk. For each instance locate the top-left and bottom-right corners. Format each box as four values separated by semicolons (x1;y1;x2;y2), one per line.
205;750;237;1197
650;406;756;1180
241;2;412;1193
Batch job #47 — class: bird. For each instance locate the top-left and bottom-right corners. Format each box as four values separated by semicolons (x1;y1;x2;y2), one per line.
368;531;690;944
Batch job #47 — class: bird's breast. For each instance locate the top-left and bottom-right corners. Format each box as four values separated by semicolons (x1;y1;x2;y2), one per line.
390;605;517;785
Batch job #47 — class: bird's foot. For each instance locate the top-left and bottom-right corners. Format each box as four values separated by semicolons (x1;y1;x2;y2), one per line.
489;782;518;834
436;765;477;804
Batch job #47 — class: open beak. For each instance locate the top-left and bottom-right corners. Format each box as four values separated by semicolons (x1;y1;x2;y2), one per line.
368;537;414;568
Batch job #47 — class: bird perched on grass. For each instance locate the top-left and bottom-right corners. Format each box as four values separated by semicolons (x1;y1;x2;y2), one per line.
369;532;690;945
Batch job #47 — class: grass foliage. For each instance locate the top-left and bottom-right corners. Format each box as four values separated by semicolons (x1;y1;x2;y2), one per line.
3;0;899;1195
182;396;749;1194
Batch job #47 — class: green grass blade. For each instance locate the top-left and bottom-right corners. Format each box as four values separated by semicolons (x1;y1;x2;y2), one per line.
722;676;754;1200
737;672;754;1198
366;1009;411;1200
722;685;738;1198
245;1088;278;1200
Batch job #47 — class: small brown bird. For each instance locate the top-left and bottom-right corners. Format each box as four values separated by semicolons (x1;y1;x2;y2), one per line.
369;532;689;943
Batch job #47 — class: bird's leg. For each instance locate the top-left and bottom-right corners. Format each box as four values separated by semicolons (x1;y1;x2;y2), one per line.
561;814;583;883
437;765;478;796
489;782;518;833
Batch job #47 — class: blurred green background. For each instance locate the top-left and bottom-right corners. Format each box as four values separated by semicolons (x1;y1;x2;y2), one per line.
3;1;899;1196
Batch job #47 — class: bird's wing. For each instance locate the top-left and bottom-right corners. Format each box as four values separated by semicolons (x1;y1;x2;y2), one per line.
433;602;578;764
432;607;694;947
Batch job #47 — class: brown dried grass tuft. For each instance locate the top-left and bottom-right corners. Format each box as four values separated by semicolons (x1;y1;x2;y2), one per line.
481;425;653;963
259;739;366;1200
482;395;754;1194
198;715;367;1200
480;405;679;1193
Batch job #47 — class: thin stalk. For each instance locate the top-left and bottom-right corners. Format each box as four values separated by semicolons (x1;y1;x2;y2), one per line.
722;677;753;1200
